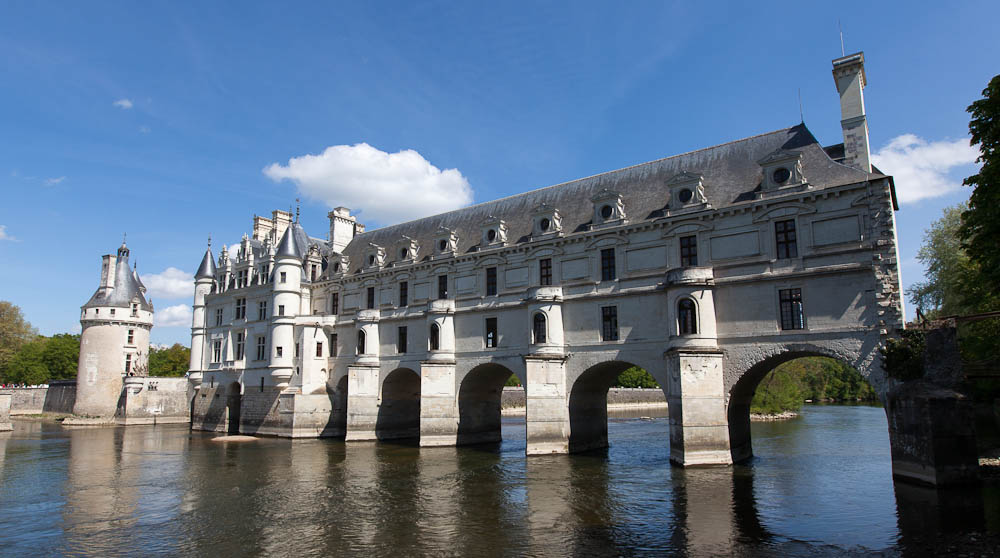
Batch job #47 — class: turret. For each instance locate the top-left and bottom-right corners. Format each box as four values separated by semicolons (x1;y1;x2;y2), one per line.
189;240;217;388
269;225;304;388
832;52;872;173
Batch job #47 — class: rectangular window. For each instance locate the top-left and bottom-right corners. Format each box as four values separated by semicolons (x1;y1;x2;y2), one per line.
258;300;267;321
601;306;619;341
127;329;134;344
485;317;498;348
278;305;285;316
256;336;266;361
539;258;552;286
311;265;317;282
600;248;616;281
680;235;698;267
125;354;132;373
213;340;222;362
779;288;805;330
280;271;287;283
330;333;338;356
235;298;246;320
486;267;497;296
276;346;283;358
331;293;339;314
316;342;323;358
775;219;798;259
131;303;138;317
110;308;116;316
438;275;448;299
235;333;245;360
215;308;223;326
367;287;376;309
295;343;300;358
397;326;408;354
399;281;408;307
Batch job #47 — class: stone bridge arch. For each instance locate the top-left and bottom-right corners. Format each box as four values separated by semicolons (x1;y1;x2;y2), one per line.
376;367;420;441
724;337;886;463
457;362;520;446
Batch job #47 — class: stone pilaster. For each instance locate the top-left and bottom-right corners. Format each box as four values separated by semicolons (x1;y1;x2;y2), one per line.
666;348;732;466
345;364;379;441
524;355;569;455
419;361;458;446
0;391;12;431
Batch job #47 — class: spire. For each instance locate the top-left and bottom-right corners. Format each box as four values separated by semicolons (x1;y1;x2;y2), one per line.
195;240;216;280
295;198;300;223
276;222;303;259
117;233;130;259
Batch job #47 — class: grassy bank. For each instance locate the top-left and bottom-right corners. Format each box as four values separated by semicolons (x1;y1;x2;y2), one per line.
751;357;877;415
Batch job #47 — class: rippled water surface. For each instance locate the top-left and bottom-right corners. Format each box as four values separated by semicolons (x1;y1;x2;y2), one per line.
0;405;996;557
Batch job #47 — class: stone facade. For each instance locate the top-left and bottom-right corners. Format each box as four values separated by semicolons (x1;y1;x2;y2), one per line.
189;52;904;466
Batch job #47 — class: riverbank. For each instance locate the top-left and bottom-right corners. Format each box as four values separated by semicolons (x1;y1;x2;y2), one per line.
750;411;799;421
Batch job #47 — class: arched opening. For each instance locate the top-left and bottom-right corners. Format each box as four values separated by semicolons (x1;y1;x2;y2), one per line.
532;313;547;344
728;351;879;463
677;298;697;335
226;381;241;434
331;375;348;438
356;330;366;355
429;324;440;351
376;368;420;441
457;363;521;446
569;360;659;453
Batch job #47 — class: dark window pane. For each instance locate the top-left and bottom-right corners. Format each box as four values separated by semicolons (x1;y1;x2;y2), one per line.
486;267;497;296
776;219;798;259
600;248;616;281
438;275;448;299
485;317;498;348
533;313;547;344
539;258;552;286
779;288;804;330
680;235;698;267
601;306;619;341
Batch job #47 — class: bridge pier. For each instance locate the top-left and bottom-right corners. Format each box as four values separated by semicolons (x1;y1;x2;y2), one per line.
667;348;732;466
345;364;379;441
420;361;459;446
525;355;570;455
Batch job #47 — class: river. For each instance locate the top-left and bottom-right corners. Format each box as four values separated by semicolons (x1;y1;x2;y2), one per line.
0;405;996;556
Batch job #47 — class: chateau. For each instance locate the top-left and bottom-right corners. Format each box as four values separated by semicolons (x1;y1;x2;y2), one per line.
188;52;903;466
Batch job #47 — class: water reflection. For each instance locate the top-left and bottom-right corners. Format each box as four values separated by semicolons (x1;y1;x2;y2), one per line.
0;407;997;556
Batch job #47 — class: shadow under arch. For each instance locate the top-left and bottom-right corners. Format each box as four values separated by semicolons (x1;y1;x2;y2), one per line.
457;362;521;446
226;381;241;434
328;374;348;438
376;367;420;441
569;360;659;453
727;349;880;463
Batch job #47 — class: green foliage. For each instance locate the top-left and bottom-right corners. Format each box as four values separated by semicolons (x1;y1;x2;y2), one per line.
43;334;81;380
960;74;1000;294
148;344;191;377
504;373;521;387
0;301;37;374
1;333;80;385
750;357;877;415
614;366;659;388
882;329;926;381
907;204;982;316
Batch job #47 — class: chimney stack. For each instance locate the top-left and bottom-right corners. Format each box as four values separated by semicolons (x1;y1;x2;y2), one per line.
328;207;361;253
832;52;872;173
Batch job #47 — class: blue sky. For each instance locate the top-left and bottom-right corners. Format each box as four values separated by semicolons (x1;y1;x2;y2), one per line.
1;1;997;346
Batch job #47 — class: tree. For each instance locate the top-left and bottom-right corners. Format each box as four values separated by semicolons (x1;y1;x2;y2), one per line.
960;74;1000;293
43;334;80;380
4;336;48;385
0;301;37;376
148;344;190;377
614;366;659;388
907;203;981;316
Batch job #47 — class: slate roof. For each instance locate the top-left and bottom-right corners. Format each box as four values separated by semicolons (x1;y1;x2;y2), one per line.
337;123;878;274
83;252;153;311
195;248;217;279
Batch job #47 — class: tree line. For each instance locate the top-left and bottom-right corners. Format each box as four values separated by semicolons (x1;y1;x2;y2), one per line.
0;301;190;385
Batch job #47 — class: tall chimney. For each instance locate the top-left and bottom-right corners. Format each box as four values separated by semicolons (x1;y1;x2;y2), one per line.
832;52;871;172
328;207;361;253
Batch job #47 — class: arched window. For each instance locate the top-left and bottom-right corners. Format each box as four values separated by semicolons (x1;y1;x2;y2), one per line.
429;323;440;351
357;330;366;355
532;313;547;344
678;298;697;335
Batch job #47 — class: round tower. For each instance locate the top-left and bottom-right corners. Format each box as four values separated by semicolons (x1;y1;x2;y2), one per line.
74;239;154;417
269;224;305;388
188;240;216;389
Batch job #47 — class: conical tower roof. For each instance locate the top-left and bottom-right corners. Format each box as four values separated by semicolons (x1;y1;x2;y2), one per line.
195;247;216;279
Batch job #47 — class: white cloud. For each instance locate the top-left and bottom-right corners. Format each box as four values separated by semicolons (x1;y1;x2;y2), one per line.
44;176;65;186
871;134;979;204
263;143;474;225
113;98;134;109
139;126;151;134
154;304;192;327
141;267;194;300
0;225;14;241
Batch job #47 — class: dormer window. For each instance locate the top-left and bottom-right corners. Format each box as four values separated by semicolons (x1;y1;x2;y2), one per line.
590;189;625;228
665;172;708;210
480;216;507;249
531;203;562;238
329;255;349;277
364;243;385;270
398;236;419;264
434;226;458;256
758;149;806;193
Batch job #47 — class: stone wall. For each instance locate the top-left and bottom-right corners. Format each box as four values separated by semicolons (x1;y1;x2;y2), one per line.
0;391;11;431
8;381;77;415
118;377;191;425
500;387;666;410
